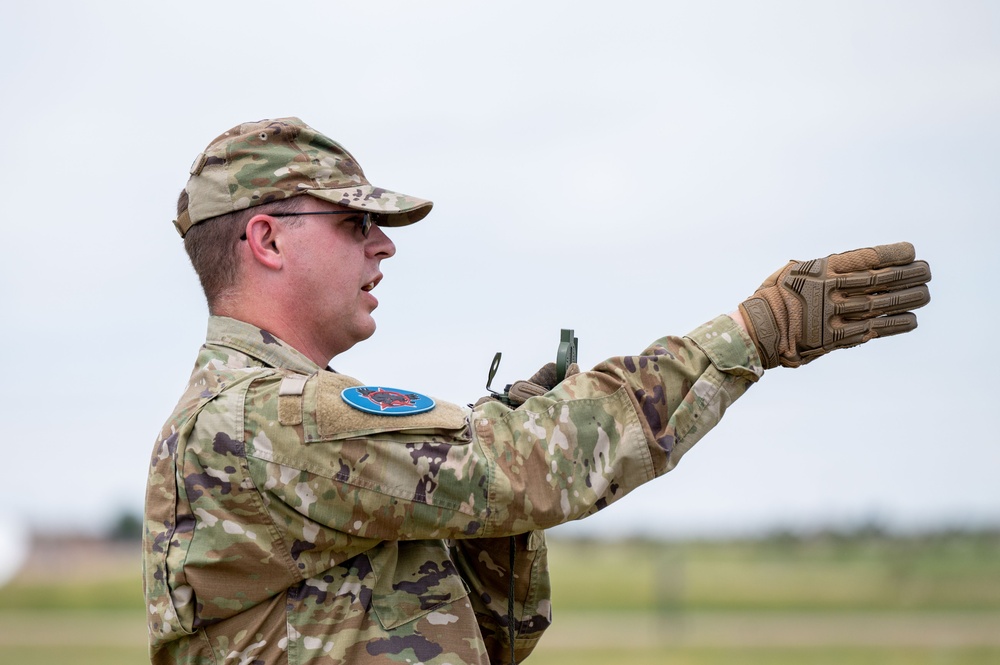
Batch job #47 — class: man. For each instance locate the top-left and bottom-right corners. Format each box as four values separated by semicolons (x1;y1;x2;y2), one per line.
143;117;931;665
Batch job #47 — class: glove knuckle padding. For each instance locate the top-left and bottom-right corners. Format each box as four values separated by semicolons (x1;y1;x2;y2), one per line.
783;257;828;352
507;380;548;404
741;242;931;369
505;362;582;407
827;242;916;273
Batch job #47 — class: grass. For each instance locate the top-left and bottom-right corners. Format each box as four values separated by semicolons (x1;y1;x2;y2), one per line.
532;646;1000;665
0;576;140;611
0;609;147;665
545;533;1000;612
1;532;998;664
0;645;148;665
532;534;1000;664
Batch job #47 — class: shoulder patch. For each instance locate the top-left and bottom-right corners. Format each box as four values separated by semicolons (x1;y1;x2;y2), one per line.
310;372;468;442
342;386;435;415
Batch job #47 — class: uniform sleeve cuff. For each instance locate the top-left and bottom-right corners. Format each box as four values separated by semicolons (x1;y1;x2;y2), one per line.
684;315;765;381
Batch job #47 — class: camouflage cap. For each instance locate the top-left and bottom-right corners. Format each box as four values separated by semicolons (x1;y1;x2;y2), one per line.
173;117;433;237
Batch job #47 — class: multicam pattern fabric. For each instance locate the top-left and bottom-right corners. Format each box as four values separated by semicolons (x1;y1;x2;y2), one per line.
143;315;762;664
173;117;433;237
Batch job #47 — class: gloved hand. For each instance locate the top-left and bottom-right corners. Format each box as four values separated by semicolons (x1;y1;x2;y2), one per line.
474;362;581;408
738;242;931;369
507;362;580;405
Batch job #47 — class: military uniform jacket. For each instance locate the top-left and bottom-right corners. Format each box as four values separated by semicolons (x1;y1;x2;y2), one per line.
143;316;762;664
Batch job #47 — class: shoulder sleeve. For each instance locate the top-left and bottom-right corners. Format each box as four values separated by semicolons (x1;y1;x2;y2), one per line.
242;316;760;559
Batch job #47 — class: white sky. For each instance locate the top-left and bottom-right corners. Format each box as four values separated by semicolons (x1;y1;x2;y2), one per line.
1;1;997;542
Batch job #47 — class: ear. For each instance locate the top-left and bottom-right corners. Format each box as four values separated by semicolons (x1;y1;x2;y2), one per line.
244;214;284;270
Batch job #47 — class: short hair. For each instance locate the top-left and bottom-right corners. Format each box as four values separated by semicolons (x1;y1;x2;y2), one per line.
181;193;305;312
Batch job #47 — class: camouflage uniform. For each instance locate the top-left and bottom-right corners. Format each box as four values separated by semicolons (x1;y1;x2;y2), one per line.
143;314;762;664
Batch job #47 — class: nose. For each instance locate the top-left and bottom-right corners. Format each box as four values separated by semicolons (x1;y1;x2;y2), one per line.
366;224;396;259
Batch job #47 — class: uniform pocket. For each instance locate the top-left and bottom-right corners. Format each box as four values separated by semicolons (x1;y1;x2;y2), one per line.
367;540;470;630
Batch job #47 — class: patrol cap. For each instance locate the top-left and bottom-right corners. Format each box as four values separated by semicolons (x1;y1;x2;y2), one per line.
173;117;433;237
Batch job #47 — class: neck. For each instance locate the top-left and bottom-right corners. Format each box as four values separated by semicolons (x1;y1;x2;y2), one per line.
214;299;334;368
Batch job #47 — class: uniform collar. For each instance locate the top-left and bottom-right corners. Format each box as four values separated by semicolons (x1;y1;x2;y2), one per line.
205;316;321;374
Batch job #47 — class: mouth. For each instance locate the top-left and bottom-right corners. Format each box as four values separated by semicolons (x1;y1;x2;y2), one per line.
361;274;382;293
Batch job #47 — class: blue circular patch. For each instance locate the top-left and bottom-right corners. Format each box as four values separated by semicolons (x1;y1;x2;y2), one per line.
341;386;436;416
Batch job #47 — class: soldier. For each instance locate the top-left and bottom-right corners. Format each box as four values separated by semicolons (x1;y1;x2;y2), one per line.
143;117;931;665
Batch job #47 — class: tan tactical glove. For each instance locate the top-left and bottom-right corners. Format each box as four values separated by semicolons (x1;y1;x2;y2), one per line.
474;362;581;408
507;362;580;405
738;242;931;369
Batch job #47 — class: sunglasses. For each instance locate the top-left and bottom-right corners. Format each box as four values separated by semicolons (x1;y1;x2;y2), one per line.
240;210;373;240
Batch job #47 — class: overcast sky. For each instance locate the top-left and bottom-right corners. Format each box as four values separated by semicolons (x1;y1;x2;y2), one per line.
1;1;997;553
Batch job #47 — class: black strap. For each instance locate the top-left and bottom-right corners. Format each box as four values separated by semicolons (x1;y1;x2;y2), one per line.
508;535;517;665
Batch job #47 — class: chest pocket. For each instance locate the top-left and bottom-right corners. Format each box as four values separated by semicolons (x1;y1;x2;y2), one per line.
367;540;471;630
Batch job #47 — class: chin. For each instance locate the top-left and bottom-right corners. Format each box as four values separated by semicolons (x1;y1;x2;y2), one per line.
355;318;378;343
326;318;377;359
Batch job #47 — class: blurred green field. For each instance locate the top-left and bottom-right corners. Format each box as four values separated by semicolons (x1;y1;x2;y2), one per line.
1;532;998;664
547;532;1000;612
539;532;1000;665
